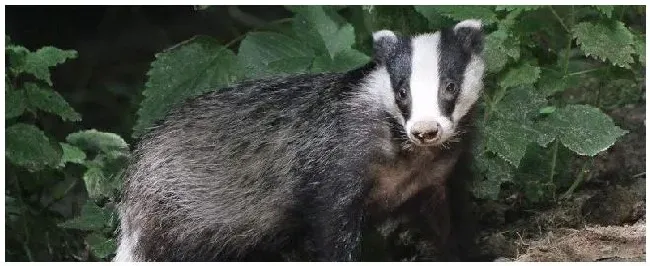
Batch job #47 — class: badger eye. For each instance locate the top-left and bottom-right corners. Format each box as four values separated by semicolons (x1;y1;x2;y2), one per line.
397;87;408;99
445;82;457;94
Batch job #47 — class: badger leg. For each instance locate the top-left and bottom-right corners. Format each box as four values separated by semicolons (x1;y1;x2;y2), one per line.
306;196;364;261
416;162;476;261
302;162;368;261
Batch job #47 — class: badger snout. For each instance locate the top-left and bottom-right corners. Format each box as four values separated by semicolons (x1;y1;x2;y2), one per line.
409;121;441;145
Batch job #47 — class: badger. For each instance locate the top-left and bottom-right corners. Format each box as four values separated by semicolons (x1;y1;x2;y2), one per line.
115;19;485;262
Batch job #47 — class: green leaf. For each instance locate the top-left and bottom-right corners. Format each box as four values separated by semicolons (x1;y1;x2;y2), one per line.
238;32;315;78
472;154;514;200
66;129;129;154
634;35;645;66
485;87;548;167
311;49;370;73
536;68;580;97
535;105;628;156
499;63;541;89
23;82;81;122
412;6;457;31
133;36;242;137
6;44;30;76
538;106;556;114
83;164;110;200
59;142;87;167
427;6;498;25
292;6;356;58
514;143;573;202
59;201;112;231
572;21;635;68
21;47;77;85
81;152;128;200
86;233;117;259
593;5;614;18
484;29;520;73
495;6;543;12
5;88;27;120
5;123;62;171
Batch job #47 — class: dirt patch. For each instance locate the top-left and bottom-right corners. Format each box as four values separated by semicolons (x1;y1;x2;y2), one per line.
515;219;645;261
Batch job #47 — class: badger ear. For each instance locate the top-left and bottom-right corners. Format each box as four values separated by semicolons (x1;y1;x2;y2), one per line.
372;30;398;64
453;19;484;54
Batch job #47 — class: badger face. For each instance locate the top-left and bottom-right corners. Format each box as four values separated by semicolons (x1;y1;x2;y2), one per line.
371;20;485;147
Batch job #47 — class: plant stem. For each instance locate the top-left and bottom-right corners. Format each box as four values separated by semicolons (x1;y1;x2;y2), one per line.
561;158;594;199
549;6;571;33
566;67;606;76
561;6;575;76
548;140;559;200
11;173;34;261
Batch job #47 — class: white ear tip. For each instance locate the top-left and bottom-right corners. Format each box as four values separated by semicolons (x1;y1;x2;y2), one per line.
373;30;396;41
454;19;482;31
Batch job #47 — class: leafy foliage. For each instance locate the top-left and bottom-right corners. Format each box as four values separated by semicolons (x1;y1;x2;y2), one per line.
572;21;636;68
5;39;127;261
133;36;242;137
6;123;63;171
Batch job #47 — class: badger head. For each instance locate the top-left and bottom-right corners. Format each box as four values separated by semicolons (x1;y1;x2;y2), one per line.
370;19;485;147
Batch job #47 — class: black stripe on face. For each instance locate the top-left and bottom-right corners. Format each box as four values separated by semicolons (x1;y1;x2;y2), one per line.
437;28;472;118
385;36;413;122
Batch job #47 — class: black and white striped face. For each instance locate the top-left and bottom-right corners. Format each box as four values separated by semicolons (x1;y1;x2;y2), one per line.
371;19;485;147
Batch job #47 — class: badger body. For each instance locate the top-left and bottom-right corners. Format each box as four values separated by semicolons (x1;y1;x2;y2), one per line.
116;19;485;262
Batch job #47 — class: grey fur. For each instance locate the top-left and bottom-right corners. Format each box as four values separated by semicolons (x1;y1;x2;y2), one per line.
117;22;484;262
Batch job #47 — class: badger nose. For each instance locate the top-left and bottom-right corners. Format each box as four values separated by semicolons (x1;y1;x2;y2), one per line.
411;121;441;143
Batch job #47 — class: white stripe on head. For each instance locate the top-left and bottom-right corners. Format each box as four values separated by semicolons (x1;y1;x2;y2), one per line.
452;55;484;123
406;33;454;142
359;66;404;126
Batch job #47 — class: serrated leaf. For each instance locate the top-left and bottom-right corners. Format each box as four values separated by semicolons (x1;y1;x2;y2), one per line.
238;32;315;78
484;29;520;73
66;129;129;154
83;165;109;200
572;21;635;68
134;36;242;138
23;82;81;122
267;56;314;74
82;153;128;200
6;44;30;76
5;123;62;171
398;6;456;32
428;6;498;25
292;6;356;58
485;87;548;167
472;154;514;200
58;201;112;231
634;35;645;66
20;47;77;85
535;105;628;156
594;5;614;18
5;88;26;120
536;68;580;97
499;63;541;88
311;49;370;73
59;142;87;167
86;233;117;259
